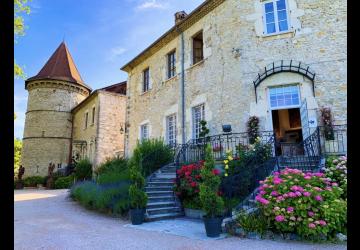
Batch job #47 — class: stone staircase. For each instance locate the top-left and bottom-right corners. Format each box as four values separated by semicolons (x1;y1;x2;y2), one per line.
277;155;323;171
145;163;184;222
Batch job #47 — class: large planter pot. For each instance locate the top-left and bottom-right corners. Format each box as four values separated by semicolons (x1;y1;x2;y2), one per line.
184;208;205;219
130;208;145;225
203;216;223;237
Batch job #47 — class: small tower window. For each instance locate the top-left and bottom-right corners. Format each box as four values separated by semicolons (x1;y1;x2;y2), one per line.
92;107;95;125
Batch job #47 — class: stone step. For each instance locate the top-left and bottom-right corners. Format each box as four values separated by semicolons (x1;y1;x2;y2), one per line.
146;206;182;216
148;196;175;203
145;212;184;222
145;186;174;192
146;201;177;209
146;191;174;197
147;181;174;186
149;178;175;182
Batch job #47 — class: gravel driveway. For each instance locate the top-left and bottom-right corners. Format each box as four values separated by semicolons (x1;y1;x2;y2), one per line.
14;189;347;250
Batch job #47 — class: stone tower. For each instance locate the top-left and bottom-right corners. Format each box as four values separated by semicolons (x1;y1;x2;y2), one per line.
22;42;92;177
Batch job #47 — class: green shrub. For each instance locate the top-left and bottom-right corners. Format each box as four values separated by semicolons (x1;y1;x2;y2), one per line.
113;199;130;215
133;138;173;177
235;210;270;235
199;144;224;217
75;158;92;181
23;176;46;187
97;168;130;185
95;157;128;176
128;153;148;209
54;175;75;189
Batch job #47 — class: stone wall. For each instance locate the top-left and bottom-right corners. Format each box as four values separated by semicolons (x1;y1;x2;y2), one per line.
72;91;126;171
22;80;89;176
124;0;346;156
96;91;126;168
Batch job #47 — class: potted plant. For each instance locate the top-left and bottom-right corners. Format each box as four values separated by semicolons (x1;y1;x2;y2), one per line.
247;116;259;145
199;144;224;237
129;152;148;225
320;107;337;152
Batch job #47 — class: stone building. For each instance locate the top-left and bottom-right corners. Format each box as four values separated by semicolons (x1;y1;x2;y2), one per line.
71;82;127;169
121;0;346;157
22;42;127;176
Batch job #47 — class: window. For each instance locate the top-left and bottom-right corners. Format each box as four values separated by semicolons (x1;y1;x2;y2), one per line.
166;114;177;146
192;31;203;64
85;112;89;129
91;107;95;125
140;124;149;141
269;85;300;109
263;0;289;35
167;50;176;79
143;68;150;92
192;104;205;139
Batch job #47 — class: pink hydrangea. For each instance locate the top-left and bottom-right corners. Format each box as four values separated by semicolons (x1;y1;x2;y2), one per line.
308;223;316;229
274;206;280;211
290;216;296;221
287;207;294;213
325;187;332;191
271;191;279;196
295;191;302;197
332;182;338;187
275;215;285;222
319;220;327;226
314;173;324;177
290;185;299;191
273;177;283;185
288;192;296;198
313;187;323;192
308;211;315;217
303;191;311;197
304;176;311;180
260;190;266;195
315;195;323;201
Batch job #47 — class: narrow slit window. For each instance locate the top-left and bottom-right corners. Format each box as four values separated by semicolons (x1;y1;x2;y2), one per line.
92;107;95;125
192;31;203;64
167;50;176;79
143;68;150;92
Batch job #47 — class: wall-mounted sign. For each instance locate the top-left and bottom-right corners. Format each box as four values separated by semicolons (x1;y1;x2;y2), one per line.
308;117;317;128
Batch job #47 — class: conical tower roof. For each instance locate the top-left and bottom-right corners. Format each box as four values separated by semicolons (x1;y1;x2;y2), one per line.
26;42;92;91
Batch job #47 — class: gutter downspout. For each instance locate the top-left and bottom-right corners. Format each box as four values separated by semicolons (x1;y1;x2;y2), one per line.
68;115;74;165
95;95;101;176
179;29;186;144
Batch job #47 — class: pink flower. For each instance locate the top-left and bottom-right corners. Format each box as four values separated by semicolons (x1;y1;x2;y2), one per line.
287;207;294;213
290;216;296;221
259;198;270;205
273;177;283;185
332;182;338;187
319;220;327;226
290;186;299;191
315;195;323;201
308;211;315;217
295;191;302;197
260;190;266;195
303;191;311;197
283;193;289;198
313;187;323;192
304;176;311;180
308;223;316;229
288;192;296;198
276;195;285;202
274;206;280;211
325;187;332;191
271;191;279;196
314;173;324;177
255;195;262;201
275;215;285;222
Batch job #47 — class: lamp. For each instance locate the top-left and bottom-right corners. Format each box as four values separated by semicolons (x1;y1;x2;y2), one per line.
222;124;232;133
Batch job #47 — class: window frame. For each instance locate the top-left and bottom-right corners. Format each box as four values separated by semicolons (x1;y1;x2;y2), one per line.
167;50;176;79
268;84;301;110
84;112;89;129
140;123;149;141
166;114;177;147
262;0;290;35
192;30;204;65
192;104;205;139
91;106;95;125
143;68;150;93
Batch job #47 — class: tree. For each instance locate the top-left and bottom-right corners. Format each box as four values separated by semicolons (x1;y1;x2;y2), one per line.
14;138;22;177
14;0;31;79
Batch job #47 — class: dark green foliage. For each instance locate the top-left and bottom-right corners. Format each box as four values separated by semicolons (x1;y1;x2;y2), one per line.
235;210;270;235
133;138;173;177
54;175;75;189
199;120;210;138
199;144;224;217
247;116;260;144
128;153;148;209
75;158;92;180
183;196;202;209
95;157;128;176
23;176;46;187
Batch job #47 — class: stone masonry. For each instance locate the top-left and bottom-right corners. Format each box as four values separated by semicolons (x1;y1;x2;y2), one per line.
122;0;347;156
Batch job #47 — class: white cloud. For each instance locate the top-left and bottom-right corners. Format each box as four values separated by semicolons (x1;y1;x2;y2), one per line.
106;46;127;62
136;0;168;10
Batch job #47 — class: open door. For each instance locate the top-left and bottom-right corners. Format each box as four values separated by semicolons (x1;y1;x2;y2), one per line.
300;99;310;140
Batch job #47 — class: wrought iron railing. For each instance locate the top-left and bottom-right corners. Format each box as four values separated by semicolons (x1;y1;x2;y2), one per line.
175;131;275;166
318;124;347;155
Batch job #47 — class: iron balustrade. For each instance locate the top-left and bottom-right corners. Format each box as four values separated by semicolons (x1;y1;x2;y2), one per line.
318;125;347;155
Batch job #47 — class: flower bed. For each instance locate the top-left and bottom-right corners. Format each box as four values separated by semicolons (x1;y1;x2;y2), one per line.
254;168;347;240
322;155;347;199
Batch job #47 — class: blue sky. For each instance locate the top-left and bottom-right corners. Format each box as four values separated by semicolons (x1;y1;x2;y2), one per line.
14;0;204;139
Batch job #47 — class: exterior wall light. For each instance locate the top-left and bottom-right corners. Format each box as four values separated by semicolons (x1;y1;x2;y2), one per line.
222;124;232;133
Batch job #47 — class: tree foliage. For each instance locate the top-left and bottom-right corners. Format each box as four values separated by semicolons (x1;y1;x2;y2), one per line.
14;138;22;177
14;0;31;79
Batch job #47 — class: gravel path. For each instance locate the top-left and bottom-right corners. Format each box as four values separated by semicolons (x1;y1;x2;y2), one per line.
14;189;347;250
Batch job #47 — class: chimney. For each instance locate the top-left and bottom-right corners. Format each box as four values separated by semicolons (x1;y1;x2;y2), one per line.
175;11;187;25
